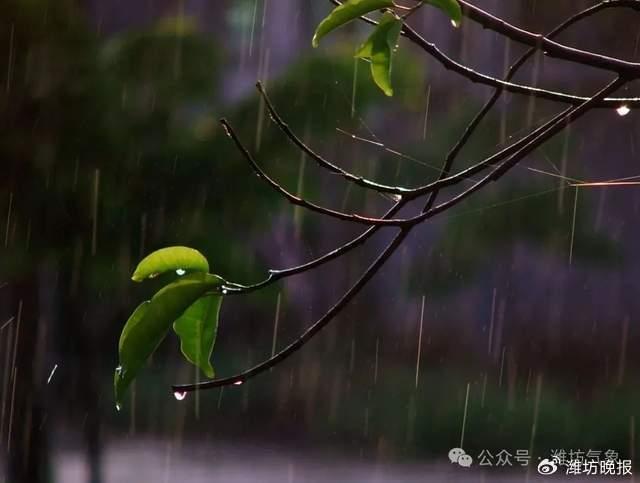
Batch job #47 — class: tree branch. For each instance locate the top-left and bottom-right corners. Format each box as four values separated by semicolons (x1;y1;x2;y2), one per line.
458;0;640;75
223;0;636;286
220;119;402;227
172;2;633;393
341;0;640;107
174;76;625;393
256;81;412;196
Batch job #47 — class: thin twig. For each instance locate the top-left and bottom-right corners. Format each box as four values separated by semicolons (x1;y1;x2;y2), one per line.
222;1;635;287
220;119;399;227
458;0;640;75
256;82;411;196
341;0;640;107
175;76;624;393
173;2;633;392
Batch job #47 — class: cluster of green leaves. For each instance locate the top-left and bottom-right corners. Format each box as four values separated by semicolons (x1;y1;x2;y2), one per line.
313;0;461;96
115;247;224;407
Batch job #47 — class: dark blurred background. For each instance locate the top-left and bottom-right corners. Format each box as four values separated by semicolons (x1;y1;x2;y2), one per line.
1;0;640;481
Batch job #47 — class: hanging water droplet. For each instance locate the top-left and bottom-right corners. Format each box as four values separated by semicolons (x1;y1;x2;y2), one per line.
175;268;186;276
616;105;631;117
233;380;244;386
173;391;187;401
221;288;228;295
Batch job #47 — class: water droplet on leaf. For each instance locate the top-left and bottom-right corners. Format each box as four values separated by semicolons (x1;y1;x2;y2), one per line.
176;268;186;276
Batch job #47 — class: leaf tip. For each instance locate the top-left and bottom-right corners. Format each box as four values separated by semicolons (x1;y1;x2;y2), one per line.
204;365;215;379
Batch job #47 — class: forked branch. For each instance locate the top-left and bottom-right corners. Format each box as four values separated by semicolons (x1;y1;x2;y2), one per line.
173;0;637;393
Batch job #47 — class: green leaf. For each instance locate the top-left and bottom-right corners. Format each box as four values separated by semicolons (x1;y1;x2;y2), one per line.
131;246;209;282
114;272;223;406
423;0;462;24
355;12;403;96
312;0;394;48
173;295;222;379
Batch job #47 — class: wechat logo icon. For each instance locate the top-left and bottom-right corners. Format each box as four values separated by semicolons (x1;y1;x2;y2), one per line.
449;448;473;468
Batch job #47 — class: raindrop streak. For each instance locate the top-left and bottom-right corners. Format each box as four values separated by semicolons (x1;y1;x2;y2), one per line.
115;403;121;412
91;169;100;256
557;129;570;214
349;338;356;374
255;47;271;151
0;316;14;332
293;122;310;236
7;301;22;453
271;292;282;357
617;105;631;117
4;192;13;248
630;416;636;463
568;186;579;265
527;374;543;464
480;373;488;408
173;391;187;401
351;56;359;119
175;269;186;276
233;380;244;386
46;364;58;384
617;317;629;385
138;213;147;259
422;85;431;140
499;39;511;146
460;382;470;447
6;23;15;93
130;383;136;435
451;20;460;28
498;346;506;387
217;388;224;409
415;295;426;389
0;322;14;441
373;337;379;385
248;0;259;58
487;288;496;355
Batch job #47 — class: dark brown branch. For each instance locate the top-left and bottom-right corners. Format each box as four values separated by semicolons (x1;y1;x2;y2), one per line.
423;77;626;220
256;82;413;196
174;75;625;393
220;119;402;227
172;2;632;393
224;0;634;290
222;201;405;295
335;0;640;107
458;0;640;75
400;22;640;108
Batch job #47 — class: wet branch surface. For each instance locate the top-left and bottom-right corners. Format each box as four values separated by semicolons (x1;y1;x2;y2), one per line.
173;0;638;393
